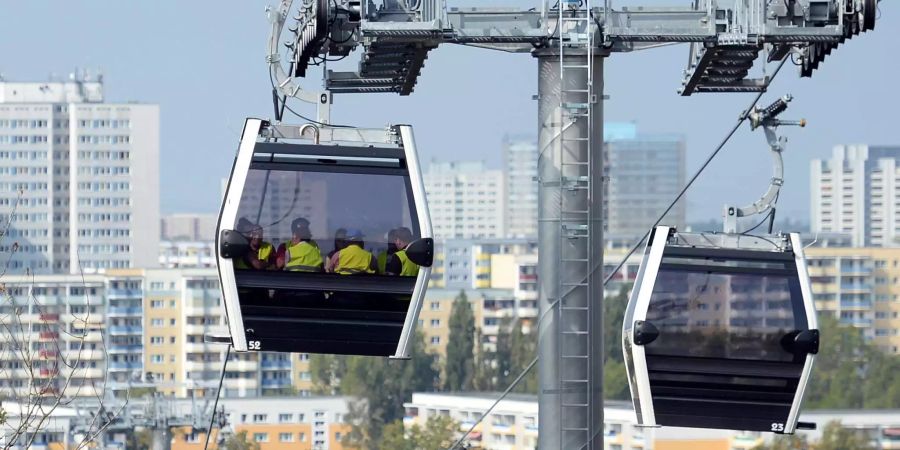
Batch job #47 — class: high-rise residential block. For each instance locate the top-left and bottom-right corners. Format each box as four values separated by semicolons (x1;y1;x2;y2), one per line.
811;145;900;247
805;246;900;354
160;213;218;241
424;161;505;240
503;135;538;238
0;74;159;273
604;123;686;240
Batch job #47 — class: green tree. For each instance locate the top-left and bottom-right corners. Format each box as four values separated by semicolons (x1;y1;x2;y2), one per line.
751;433;809;450
471;328;494;391
817;420;874;450
445;290;476;391
379;416;458;450
804;315;868;409
342;331;439;449
125;428;153;450
603;286;630;400
509;319;537;393
222;431;261;450
310;354;348;394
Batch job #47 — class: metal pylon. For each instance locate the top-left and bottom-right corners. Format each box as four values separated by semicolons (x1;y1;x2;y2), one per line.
557;1;596;448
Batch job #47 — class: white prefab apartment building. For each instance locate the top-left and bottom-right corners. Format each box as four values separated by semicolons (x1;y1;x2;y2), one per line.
811;145;900;247
425;161;505;239
0;74;159;274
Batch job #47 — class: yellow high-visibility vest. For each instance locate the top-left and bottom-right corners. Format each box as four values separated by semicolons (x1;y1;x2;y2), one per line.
285;240;323;272
377;251;389;273
394;249;420;277
336;244;375;275
234;242;274;269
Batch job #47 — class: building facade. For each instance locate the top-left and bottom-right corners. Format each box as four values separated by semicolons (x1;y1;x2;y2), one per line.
811;145;900;247
425;161;505;240
404;393;650;450
503;136;538;239
805;246;900;353
0;75;160;274
604;123;686;240
161;213;218;242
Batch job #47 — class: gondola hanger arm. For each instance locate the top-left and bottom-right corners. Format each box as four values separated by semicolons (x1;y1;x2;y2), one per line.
723;94;806;234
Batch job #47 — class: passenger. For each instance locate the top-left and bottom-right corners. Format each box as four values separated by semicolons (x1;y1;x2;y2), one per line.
279;218;323;272
384;227;420;277
235;221;276;270
376;228;399;274
330;229;377;275
325;228;348;273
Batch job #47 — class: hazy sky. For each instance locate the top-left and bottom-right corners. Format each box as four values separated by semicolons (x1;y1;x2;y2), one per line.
1;1;897;224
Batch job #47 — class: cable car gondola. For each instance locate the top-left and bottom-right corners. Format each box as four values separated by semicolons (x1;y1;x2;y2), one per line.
622;95;818;434
623;227;818;433
216;118;433;358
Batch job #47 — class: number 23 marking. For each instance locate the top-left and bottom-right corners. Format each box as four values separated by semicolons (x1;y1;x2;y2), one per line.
771;423;784;432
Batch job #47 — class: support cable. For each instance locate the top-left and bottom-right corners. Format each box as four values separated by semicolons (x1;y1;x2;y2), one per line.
602;55;789;286
203;346;231;450
448;55;790;450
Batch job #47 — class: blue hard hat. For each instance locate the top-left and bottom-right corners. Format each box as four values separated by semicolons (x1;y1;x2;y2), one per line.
346;228;365;240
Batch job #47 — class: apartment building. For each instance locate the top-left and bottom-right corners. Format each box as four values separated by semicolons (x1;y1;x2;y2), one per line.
158;240;216;268
503;135;538;239
430;238;536;290
811;145;900;247
404;393;649;450
161;213;218;241
604;123;687;241
171;397;352;450
805;246;900;353
0;74;160;274
0;274;107;399
425;161;505;240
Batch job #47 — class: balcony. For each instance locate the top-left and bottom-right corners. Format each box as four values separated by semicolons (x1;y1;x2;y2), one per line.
840;300;873;310
39;332;59;340
108;344;143;353
840;267;873;276
39;313;60;322
108;326;142;335
261;378;291;387
841;317;874;327
108;361;142;370
108;289;143;298
107;307;142;317
260;360;291;370
840;283;872;292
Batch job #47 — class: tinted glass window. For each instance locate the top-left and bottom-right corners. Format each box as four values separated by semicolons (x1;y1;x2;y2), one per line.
233;167;417;273
644;268;805;362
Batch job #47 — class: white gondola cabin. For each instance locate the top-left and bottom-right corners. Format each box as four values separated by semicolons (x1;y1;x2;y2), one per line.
623;226;819;434
216;119;433;358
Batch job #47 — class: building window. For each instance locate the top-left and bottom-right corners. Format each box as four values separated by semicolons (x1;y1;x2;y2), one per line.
335;432;343;441
279;432;293;442
430;319;440;327
253;414;268;423
279;413;293;423
430;336;440;345
252;433;268;443
299;432;306;442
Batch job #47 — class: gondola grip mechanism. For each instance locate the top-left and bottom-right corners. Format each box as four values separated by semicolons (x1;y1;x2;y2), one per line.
405;238;434;267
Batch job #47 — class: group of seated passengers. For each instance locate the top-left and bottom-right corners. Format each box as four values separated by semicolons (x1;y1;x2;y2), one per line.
234;217;419;276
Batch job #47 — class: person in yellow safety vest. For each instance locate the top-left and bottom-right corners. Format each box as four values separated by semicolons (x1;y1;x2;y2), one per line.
234;219;276;270
277;218;323;272
324;228;348;273
376;228;399;274
384;227;419;277
329;229;377;275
